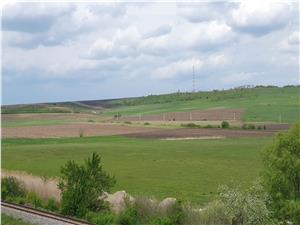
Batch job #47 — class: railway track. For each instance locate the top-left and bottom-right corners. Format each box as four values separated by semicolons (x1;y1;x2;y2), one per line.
1;201;94;225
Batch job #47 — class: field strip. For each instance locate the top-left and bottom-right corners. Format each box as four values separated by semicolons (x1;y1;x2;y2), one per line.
161;136;225;140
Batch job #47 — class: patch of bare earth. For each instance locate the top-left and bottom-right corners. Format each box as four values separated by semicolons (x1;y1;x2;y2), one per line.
124;128;277;139
2;124;161;138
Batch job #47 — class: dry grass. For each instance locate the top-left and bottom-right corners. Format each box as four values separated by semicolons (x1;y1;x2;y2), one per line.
1;170;60;201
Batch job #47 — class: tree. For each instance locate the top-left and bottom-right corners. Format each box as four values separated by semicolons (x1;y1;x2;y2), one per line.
262;123;300;224
218;180;271;225
58;153;116;218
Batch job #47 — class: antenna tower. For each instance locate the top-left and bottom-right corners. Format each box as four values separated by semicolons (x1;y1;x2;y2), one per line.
192;65;195;92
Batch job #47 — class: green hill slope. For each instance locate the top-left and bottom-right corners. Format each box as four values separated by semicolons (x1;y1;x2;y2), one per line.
104;86;300;123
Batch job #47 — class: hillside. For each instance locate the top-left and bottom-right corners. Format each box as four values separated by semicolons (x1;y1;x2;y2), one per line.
2;86;299;123
105;86;300;123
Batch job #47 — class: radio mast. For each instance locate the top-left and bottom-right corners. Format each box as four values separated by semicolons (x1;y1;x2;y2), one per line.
192;65;195;92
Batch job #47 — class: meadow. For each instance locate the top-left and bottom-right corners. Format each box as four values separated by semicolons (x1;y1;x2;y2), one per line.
2;136;272;205
104;87;300;123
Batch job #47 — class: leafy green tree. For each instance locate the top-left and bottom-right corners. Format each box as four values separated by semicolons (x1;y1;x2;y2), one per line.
262;123;300;224
58;153;116;218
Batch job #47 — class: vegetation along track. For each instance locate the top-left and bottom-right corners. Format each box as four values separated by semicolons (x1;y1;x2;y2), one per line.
1;201;93;225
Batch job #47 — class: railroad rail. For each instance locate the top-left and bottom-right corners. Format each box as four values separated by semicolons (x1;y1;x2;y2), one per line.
1;201;94;225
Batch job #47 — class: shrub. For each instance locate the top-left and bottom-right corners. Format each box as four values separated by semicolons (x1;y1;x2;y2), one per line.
45;198;59;212
181;123;200;128
79;128;84;138
221;121;229;129
197;200;230;225
1;177;25;200
148;217;172;225
144;122;150;125
134;197;160;222
124;121;132;124
86;211;115;225
241;124;256;130
88;119;95;122
58;153;116;218
117;205;139;225
167;201;184;225
26;192;43;208
248;124;256;130
218;181;271;225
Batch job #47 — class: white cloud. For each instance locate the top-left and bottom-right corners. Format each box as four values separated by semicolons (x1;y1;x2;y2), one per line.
221;72;258;84
279;31;300;53
152;58;204;79
2;2;299;105
152;54;229;79
231;2;292;35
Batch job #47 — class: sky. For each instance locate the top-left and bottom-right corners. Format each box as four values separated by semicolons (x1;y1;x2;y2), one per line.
1;1;299;105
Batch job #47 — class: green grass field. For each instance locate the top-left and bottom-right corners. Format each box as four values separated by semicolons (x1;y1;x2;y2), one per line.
105;87;300;123
2;136;272;204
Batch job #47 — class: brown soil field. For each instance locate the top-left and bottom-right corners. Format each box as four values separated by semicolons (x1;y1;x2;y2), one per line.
117;108;244;121
2;124;161;138
124;128;277;139
2;113;111;122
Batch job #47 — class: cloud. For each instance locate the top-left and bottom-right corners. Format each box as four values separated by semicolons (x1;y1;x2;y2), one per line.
230;2;293;36
140;21;234;56
221;72;260;84
279;31;300;53
152;54;229;79
2;2;299;104
144;25;172;38
86;26;141;59
2;3;71;32
178;2;233;23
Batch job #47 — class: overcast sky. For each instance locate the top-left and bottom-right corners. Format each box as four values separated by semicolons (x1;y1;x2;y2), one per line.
2;1;299;105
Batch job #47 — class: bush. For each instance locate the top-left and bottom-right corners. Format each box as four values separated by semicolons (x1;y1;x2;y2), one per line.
124;121;132;124
218;181;271;225
26;192;43;208
196;200;230;225
117;205;139;225
86;211;115;225
1;177;25;200
134;197;160;222
88;119;95;122
248;124;256;130
242;124;256;130
144;122;150;125
45;198;59;212
58;153;116;218
148;217;173;225
181;123;201;128
221;121;229;129
167;201;184;225
79;128;84;138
